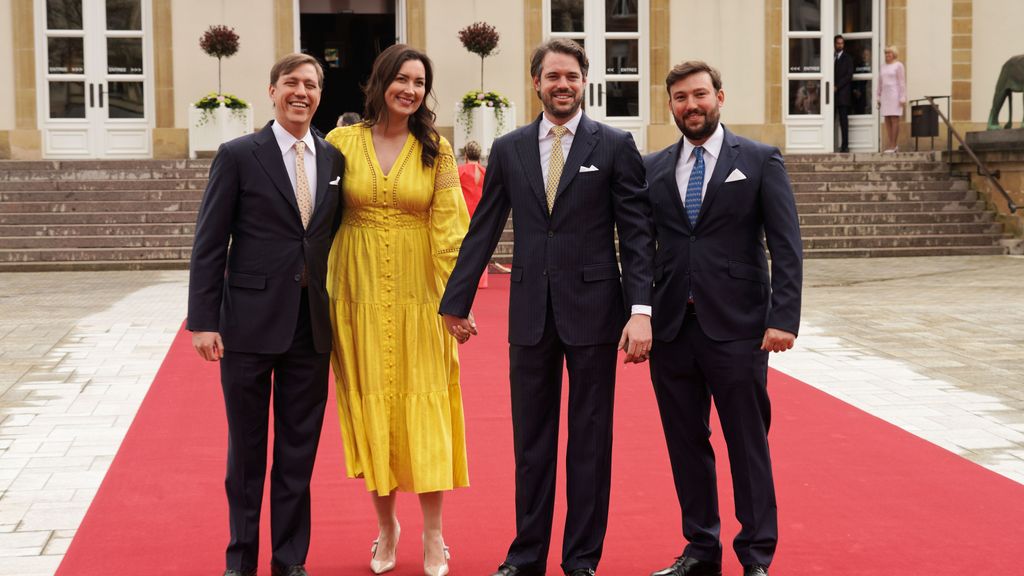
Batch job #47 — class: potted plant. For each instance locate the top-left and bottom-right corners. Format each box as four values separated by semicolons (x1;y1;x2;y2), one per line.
454;22;515;159
188;25;253;159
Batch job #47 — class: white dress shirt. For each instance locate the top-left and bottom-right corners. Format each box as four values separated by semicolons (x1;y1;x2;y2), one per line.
675;122;725;209
271;120;318;206
538;109;651;317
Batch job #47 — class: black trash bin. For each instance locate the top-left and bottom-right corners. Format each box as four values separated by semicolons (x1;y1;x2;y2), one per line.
911;104;939;137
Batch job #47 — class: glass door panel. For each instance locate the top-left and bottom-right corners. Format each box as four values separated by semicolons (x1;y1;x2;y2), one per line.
784;0;833;152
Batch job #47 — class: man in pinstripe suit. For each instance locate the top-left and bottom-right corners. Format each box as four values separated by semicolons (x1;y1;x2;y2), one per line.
439;39;655;576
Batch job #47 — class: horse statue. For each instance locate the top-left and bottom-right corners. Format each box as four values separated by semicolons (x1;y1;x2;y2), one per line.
987;54;1024;130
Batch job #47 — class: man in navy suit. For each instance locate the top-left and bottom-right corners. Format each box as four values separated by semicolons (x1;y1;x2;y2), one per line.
644;61;802;576
834;35;854;152
440;39;655;576
188;53;343;576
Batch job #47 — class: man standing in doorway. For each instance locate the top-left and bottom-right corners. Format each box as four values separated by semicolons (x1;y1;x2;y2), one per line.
834;34;854;152
644;60;803;576
440;39;655;576
188;53;344;576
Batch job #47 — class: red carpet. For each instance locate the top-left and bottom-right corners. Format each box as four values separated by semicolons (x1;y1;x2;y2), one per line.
57;275;1024;575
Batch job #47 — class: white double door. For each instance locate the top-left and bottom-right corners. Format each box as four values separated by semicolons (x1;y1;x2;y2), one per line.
784;0;881;153
36;0;152;158
544;0;649;151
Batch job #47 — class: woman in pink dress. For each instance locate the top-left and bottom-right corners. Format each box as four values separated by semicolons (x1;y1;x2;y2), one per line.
457;140;488;288
877;45;907;153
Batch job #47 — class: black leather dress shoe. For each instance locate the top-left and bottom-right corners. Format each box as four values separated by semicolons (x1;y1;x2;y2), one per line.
270;564;309;576
492;563;543;576
650;556;722;576
223;570;256;576
743;565;768;576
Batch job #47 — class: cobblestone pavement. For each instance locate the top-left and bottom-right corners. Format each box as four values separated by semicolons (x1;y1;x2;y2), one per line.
0;257;1022;572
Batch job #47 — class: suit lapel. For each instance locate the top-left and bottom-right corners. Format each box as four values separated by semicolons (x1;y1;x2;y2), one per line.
313;133;332;218
696;127;740;224
554;113;599;204
253;122;302;222
659;139;690;230
514;115;549;215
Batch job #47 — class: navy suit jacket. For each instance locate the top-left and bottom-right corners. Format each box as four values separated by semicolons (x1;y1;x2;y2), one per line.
644;127;802;343
187;121;344;354
440;112;654;347
835;51;854;107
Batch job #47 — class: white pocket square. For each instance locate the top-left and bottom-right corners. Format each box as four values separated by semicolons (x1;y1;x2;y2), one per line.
724;169;747;183
328;176;341;186
578;165;599;173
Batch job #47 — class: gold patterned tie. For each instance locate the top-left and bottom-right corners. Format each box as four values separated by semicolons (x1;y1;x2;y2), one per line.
545;125;568;213
293;141;313;229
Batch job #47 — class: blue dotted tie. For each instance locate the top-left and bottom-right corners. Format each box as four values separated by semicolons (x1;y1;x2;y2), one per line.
685;146;705;226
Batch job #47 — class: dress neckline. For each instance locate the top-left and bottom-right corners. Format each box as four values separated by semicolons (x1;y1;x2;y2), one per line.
364;126;415;179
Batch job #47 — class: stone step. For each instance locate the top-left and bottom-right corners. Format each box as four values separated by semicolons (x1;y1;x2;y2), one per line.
795;200;985;214
794;190;976;204
798;211;994;225
0;159;211;171
0;189;203;202
0;179;209;191
785;161;947;173
0;168;211;182
0;259;191;272
0;211;197;225
0;200;202;213
0;222;195;237
798;222;1002;238
0;234;194;249
784;151;940;163
0;246;192;263
791;180;969;192
787;170;962;183
802;233;1005;250
804;245;1008;258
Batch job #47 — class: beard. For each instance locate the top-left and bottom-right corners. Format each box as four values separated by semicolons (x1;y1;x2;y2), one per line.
539;88;584;119
674;106;720;141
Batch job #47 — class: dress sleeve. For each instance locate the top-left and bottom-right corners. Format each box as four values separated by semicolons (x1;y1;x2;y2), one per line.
429;137;471;286
897;62;907;103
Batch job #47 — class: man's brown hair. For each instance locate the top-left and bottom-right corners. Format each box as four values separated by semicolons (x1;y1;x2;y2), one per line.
270;53;324;88
529;38;589;79
665;60;722;94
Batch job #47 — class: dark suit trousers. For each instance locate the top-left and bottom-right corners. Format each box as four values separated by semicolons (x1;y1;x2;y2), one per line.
220;290;330;571
650;308;777;568
506;300;617;573
836;105;851;150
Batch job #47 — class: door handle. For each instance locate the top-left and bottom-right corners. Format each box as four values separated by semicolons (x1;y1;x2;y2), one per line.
826;81;830;106
98;84;105;108
89;83;94;108
598;83;603;107
589;83;594;107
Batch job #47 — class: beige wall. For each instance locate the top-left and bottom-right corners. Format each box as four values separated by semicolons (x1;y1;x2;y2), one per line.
0;6;14;131
669;0;766;125
906;0;951;108
171;0;279;129
424;0;527;129
971;0;1024;125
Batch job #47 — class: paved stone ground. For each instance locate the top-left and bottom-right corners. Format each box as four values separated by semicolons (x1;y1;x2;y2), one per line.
0;256;1022;573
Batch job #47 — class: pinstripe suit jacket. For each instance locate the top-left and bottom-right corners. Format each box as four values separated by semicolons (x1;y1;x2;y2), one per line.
440;112;654;347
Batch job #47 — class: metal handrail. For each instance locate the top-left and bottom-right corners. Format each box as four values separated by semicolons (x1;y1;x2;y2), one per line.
924;96;1018;213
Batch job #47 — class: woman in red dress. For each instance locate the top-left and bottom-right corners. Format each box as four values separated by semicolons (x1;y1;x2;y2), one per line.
457;141;488;288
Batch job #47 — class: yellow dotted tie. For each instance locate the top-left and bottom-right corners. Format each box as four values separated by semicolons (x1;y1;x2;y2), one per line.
293;141;313;229
545;125;568;213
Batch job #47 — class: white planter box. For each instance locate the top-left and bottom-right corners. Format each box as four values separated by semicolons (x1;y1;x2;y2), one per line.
453;102;516;160
188;105;254;159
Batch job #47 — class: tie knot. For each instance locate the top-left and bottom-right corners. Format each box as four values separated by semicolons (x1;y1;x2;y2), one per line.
551;125;568;138
294;140;306;154
693;146;704;160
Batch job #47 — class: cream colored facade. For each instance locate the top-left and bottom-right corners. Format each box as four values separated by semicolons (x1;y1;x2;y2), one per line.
2;0;1023;159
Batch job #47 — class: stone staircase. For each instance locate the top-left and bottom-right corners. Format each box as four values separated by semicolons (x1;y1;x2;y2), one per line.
490;151;1008;263
0;160;208;271
0;151;1009;271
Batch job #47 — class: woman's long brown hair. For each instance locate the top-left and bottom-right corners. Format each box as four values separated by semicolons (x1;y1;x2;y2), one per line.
362;44;440;168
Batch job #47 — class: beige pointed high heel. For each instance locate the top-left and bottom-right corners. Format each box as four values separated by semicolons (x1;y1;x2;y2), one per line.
422;538;450;576
370;525;400;574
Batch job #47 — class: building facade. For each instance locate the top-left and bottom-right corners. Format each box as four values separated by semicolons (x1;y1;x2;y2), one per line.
1;0;1022;160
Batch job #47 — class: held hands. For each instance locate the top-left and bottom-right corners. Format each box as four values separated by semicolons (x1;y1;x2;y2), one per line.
442;312;478;344
618;314;653;364
761;328;796;353
192;331;224;361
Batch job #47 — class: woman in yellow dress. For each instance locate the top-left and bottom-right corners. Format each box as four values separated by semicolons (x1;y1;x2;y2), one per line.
325;44;470;576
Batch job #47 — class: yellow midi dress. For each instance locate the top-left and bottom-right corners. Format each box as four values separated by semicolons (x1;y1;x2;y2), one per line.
325;125;470;495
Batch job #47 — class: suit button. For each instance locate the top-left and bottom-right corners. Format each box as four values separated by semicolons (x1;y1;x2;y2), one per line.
690;236;697;243
547;230;554;238
294;274;301;282
542;269;548;276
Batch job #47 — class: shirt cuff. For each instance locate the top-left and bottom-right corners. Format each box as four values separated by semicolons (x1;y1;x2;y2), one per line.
630;305;652;317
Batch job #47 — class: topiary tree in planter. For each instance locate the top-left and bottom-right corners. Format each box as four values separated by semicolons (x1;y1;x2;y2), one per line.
200;24;240;96
458;21;499;92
